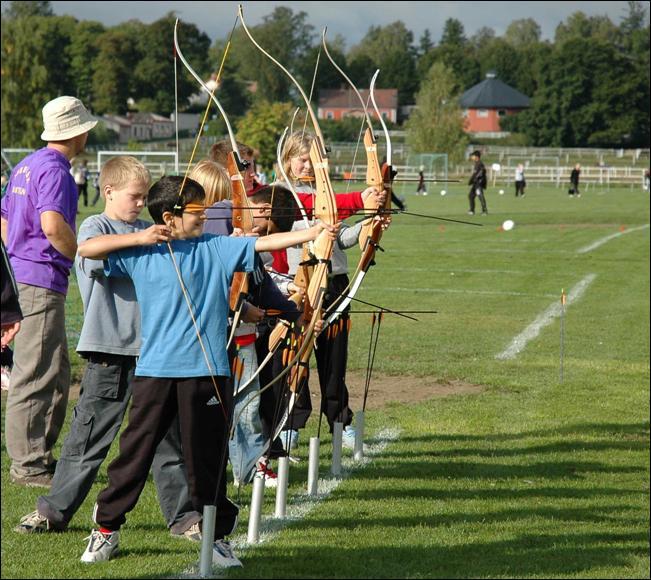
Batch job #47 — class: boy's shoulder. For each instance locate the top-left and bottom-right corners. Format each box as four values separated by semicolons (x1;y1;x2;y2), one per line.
80;213;152;235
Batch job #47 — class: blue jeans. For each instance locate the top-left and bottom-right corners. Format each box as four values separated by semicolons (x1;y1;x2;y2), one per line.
37;354;200;533
229;344;267;483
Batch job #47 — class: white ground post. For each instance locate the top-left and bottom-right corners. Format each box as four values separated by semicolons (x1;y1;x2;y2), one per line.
331;422;343;476
275;456;290;518
307;437;320;496
247;475;265;544
199;505;216;577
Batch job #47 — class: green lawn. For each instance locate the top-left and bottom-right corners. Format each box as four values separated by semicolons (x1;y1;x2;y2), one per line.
1;184;649;578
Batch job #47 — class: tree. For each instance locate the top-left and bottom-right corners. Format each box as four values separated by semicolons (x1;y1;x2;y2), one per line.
469;27;496;50
479;38;522;88
92;28;141;114
1;14;76;146
440;18;466;47
504;18;541;47
418;29;433;56
620;1;649;35
555;12;621;45
235;101;295;170
67;20;105;105
2;0;52;18
348;22;418;103
507;37;649;147
225;7;315;105
405;62;468;163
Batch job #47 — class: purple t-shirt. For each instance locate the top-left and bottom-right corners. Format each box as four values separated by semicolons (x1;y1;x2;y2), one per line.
1;148;78;294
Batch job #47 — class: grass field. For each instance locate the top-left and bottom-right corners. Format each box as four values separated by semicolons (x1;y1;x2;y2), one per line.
1;183;649;579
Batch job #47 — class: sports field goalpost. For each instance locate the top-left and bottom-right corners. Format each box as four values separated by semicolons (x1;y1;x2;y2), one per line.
96;150;179;178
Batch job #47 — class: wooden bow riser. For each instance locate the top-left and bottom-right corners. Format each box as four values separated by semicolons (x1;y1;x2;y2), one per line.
359;128;386;249
227;152;254;312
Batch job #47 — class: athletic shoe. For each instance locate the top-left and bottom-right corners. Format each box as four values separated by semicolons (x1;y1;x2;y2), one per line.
467;210;474;215
481;211;488;215
255;459;278;488
280;429;299;451
171;521;201;542
14;510;66;534
10;472;52;488
212;539;242;568
80;529;120;563
342;425;356;449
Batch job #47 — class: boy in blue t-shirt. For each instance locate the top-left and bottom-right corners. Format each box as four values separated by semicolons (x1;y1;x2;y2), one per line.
78;175;336;567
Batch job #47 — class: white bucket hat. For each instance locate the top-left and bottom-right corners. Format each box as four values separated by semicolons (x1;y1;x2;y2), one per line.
40;96;98;141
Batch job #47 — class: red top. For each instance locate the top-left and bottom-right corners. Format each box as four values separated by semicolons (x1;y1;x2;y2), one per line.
271;190;364;273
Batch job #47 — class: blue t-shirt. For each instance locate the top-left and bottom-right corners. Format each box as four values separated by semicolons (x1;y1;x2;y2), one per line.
105;234;256;378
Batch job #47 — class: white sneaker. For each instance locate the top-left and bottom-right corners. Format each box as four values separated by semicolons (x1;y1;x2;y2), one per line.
81;529;119;562
342;425;356;449
212;539;242;568
280;429;299;451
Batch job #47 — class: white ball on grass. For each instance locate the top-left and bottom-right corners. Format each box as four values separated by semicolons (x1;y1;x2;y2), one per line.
499;189;505;195
502;219;515;231
440;190;447;196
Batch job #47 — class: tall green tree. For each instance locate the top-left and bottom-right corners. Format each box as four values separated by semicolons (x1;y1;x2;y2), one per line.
225;7;314;105
67;20;105;105
555;12;621;45
506;37;649;147
348;22;418;103
135;14;210;115
405;62;468;163
479;38;522;88
504;18;542;47
92;28;141;115
1;14;76;146
422;19;480;90
235;101;295;170
2;0;52;18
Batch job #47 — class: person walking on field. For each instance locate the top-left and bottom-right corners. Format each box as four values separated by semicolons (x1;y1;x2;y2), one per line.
1;96;97;488
467;150;488;215
515;163;526;197
569;164;581;197
74;159;90;207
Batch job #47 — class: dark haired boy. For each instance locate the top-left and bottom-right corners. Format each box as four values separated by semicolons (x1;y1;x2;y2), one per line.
77;175;336;567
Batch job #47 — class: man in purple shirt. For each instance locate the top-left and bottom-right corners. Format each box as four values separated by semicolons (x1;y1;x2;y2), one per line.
1;96;97;487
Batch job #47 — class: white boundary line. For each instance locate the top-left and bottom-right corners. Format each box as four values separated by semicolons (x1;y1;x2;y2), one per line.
495;274;596;360
576;224;649;254
179;428;400;577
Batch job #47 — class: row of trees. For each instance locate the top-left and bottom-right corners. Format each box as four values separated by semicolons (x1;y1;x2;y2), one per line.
1;1;649;160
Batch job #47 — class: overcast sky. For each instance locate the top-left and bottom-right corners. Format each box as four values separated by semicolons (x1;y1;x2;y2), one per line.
48;1;635;47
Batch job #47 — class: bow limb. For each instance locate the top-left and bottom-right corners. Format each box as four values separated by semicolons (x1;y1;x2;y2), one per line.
240;4;338;387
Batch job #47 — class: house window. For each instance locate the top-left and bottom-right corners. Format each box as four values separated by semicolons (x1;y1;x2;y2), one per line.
497;110;506;117
326;111;334;120
463;109;469;117
477;109;489;118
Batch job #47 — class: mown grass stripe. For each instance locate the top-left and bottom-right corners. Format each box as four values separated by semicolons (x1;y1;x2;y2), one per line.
495;274;596;360
576;224;650;254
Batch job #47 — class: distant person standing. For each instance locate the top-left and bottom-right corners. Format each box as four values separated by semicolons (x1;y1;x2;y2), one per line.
73;159;90;207
467;150;488;215
416;166;427;196
1;96;97;487
643;168;650;192
515;164;526;197
569;164;581;197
